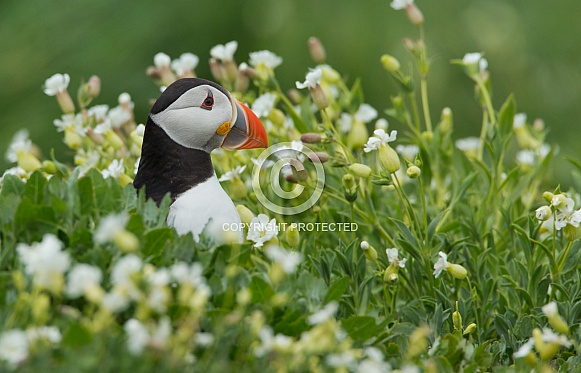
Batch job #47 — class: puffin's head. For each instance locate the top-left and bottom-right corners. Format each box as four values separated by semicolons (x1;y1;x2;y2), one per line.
149;78;267;152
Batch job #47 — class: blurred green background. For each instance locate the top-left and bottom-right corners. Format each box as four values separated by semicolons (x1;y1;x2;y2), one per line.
1;0;580;182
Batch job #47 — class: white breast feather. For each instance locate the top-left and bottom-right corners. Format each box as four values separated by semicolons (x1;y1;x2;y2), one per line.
167;175;243;244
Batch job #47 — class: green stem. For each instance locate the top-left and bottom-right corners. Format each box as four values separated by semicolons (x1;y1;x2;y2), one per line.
420;78;432;133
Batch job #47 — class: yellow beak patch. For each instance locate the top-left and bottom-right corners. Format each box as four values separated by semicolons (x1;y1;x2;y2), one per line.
216;121;231;135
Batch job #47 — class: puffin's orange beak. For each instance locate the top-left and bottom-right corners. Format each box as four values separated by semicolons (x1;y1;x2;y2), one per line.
221;100;268;150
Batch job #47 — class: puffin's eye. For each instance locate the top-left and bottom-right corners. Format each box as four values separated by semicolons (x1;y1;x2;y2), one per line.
201;92;214;110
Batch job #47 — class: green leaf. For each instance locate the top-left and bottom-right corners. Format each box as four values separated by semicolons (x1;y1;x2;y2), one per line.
341;315;377;341
23;171;46;205
0;174;24;196
249;275;274;303
62;323;93;347
497;94;516;138
142;227;172;258
513;314;534;339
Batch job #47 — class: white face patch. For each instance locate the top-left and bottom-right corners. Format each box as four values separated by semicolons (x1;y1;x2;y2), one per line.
150;85;234;152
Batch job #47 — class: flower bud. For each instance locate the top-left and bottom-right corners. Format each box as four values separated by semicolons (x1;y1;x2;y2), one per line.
463;323;477;335
119;173;133;188
309;85;328;111
146;66;162;81
348;121;370;149
285;173;298;184
343;174;356;189
209;58;224;82
285;224;300;247
113;229;139;252
17;152;42;172
446;263;467;280
287;89;302;105
383;264;399;283
105;130;124;150
548;314;569;335
235;71;250;93
533;328;560;362
64;126;83;149
535;206;551;221
542;192;554;203
361;243;378;262
453;309;462;332
378;145;401;173
88;75;101;98
57;91;75;114
300;133;322;144
349;163;372;178
381;54;401;74
403;38;416;53
308;37;326;63
308;152;329;163
533;118;545;133
439;107;453;133
236;205;255;225
223;60;238;83
230;178;248;200
406;165;421;179
32;293;51;323
267;109;286;127
42;160;58;174
12;271;26;292
551;194;569;210
405;3;424;25
290;158;309;182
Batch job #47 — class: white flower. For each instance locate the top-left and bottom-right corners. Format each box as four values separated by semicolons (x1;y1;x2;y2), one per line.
149;317;171;350
307;301;338;325
339;113;353;133
111;254;142;286
296;68;322;89
513;113;527;129
0;330;28;367
396;144;419;161
102;291;130;313
170;262;206;287
17;234;70;289
535;206;551;221
375;118;389;130
171;53;199;76
360;241;370;250
265;246;303;274
107;106;131;128
374;129;398;144
363;137;382;153
247;214;279;248
94;212;129;243
210;41;238;61
5;130;32;163
218;165;246;182
153;52;171;68
118;92;132;106
43;73;70;96
25;326;62;344
66;264;103;298
133;124;145;137
194;332;214;347
249;50;283;69
124;319;149;355
252;93;277;117
516;150;535;166
433;251;449;278
94;120;112;135
455;137;481;153
354;104;378;123
390;0;413;10
462;53;488;72
513;338;534;358
386;248;407;268
53;114;77;132
254;326;293;357
363;129;397;153
326;351;356;368
102;159;125;179
88;105;109;122
540;328;572;347
542;301;558;318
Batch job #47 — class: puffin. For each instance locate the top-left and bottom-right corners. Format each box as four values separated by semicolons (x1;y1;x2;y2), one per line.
134;78;267;244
